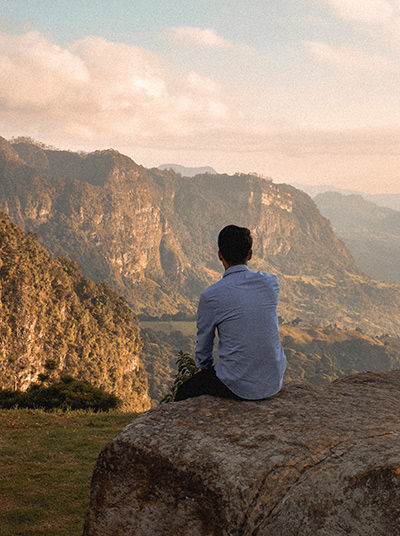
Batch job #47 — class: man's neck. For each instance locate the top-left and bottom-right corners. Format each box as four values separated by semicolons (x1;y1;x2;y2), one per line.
224;262;247;270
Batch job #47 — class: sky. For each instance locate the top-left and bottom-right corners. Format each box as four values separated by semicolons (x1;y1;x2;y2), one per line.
0;0;399;193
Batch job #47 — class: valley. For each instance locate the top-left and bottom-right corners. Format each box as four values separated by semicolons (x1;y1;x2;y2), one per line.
141;320;400;404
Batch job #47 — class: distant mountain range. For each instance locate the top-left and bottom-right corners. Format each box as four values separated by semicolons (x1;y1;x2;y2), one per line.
158;163;217;177
1;136;400;335
314;191;400;285
290;182;400;212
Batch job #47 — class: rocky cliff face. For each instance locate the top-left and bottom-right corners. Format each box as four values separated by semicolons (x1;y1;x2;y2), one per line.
83;370;400;536
1;137;400;334
0;213;150;411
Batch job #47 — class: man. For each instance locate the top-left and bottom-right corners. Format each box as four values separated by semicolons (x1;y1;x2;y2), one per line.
174;224;286;401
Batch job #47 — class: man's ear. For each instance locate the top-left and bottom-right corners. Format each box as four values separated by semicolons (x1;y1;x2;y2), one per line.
247;249;253;261
218;250;223;262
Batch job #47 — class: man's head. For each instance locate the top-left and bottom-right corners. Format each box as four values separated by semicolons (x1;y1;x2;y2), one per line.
218;225;253;267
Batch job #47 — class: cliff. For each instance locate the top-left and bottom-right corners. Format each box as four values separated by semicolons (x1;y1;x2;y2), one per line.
0;213;150;411
1;136;400;334
83;370;400;536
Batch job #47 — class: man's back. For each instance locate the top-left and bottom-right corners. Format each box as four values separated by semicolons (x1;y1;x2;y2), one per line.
195;264;286;400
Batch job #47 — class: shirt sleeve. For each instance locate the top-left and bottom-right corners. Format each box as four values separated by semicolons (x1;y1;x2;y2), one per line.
194;292;215;369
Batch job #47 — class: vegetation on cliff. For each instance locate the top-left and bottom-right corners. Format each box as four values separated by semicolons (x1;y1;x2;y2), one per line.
0;213;150;411
1;136;400;334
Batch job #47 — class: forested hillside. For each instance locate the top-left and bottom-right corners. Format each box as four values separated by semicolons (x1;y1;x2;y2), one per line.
0;213;150;411
1;136;400;334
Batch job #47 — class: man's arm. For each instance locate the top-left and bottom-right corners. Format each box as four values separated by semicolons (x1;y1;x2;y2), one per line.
194;292;215;369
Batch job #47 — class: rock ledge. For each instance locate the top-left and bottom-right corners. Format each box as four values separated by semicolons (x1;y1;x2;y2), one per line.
83;371;400;536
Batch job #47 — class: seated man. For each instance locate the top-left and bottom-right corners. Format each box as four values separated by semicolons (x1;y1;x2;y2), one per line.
174;224;286;401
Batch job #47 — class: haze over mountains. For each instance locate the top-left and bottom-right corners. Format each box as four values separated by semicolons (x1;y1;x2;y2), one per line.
290;182;400;212
157;164;217;177
1;136;400;335
315;192;400;285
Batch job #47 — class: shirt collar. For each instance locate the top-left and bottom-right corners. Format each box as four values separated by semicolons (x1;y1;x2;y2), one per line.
223;264;249;277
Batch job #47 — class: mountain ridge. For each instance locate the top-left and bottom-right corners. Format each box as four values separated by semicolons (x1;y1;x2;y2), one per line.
1;136;400;335
290;181;400;211
315;191;400;284
157;163;217;177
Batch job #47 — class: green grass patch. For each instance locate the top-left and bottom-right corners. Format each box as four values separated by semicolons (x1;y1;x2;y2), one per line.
0;409;137;536
141;320;197;336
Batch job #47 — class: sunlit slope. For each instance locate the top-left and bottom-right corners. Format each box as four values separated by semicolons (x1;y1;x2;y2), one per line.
1;136;399;334
0;213;150;411
280;324;400;383
141;321;400;402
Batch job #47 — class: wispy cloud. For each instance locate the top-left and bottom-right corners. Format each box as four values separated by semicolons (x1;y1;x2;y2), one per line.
158;26;254;55
321;0;400;50
159;26;233;49
304;40;397;71
323;0;394;23
0;29;399;193
317;0;400;66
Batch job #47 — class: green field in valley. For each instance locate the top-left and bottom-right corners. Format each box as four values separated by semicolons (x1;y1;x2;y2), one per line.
140;320;197;337
0;409;136;536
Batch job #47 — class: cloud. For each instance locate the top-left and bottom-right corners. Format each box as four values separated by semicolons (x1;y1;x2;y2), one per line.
271;127;400;156
304;40;397;70
0;30;89;109
320;1;400;58
323;0;394;23
0;29;399;193
0;30;242;148
158;26;233;49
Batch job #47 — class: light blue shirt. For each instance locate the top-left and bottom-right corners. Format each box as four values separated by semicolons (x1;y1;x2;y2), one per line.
195;264;286;400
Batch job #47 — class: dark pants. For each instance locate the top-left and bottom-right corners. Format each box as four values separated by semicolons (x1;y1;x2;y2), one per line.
174;366;243;402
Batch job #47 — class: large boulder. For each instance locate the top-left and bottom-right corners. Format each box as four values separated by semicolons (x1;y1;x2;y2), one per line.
83;371;400;536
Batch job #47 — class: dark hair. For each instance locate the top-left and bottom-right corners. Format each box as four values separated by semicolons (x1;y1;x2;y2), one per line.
218;225;252;264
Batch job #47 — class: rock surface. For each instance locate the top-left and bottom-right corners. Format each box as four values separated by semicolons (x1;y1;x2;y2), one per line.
83;370;400;536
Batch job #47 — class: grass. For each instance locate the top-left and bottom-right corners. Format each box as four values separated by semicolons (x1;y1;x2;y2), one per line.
140;320;197;337
0;409;137;536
